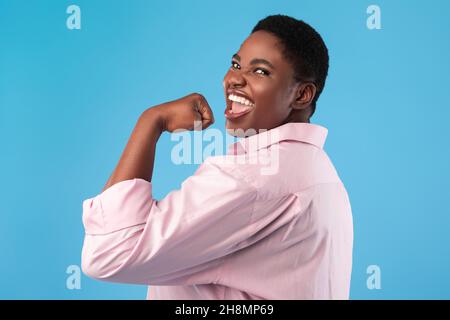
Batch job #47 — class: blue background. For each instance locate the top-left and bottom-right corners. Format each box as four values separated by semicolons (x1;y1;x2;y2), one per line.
1;0;449;299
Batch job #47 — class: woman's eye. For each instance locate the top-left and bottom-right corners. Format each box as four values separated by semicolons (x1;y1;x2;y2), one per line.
255;68;269;76
231;61;240;69
230;62;269;76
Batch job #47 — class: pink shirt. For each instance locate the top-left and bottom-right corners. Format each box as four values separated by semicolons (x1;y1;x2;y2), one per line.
81;122;353;299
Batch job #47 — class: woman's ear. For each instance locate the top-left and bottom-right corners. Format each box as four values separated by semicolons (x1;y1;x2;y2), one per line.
292;82;317;110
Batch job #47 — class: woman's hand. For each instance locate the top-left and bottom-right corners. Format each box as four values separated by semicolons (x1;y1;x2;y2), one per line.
148;93;215;132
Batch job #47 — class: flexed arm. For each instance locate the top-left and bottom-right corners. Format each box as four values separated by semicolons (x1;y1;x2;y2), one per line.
102;93;215;192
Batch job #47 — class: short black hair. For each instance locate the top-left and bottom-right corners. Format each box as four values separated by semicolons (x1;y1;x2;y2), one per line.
251;14;329;118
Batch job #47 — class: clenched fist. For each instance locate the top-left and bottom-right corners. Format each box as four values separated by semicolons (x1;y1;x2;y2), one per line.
149;93;215;132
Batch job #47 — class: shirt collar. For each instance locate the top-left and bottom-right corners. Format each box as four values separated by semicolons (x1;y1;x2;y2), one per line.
226;122;328;155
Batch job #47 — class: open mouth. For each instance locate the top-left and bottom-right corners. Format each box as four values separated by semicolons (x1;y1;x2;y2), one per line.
224;93;255;120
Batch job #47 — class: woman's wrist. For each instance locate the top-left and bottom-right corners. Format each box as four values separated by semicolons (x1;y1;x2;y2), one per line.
140;106;167;133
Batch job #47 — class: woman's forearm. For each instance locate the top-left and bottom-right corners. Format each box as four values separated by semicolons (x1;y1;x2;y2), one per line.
102;108;164;192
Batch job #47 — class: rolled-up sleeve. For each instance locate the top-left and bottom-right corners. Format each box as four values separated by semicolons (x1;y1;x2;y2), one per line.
81;157;260;285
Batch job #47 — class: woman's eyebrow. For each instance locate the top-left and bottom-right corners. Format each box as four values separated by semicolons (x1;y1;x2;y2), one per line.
232;53;276;70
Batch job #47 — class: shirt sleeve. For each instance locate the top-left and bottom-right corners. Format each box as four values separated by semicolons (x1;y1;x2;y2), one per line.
81;157;261;286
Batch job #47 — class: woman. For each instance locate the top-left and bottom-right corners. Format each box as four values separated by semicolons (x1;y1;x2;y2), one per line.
81;14;353;300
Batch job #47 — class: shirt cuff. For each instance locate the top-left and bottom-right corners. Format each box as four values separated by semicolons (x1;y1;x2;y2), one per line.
82;178;153;235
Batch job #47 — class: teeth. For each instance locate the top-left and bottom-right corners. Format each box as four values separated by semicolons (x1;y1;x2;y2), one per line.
228;94;254;106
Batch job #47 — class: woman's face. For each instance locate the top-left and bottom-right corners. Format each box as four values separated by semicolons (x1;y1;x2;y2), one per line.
223;30;307;137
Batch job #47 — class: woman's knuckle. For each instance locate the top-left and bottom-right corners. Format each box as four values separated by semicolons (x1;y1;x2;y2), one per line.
194;92;205;100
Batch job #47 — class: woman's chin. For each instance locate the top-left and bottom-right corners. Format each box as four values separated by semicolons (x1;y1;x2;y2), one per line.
226;124;254;138
225;123;241;136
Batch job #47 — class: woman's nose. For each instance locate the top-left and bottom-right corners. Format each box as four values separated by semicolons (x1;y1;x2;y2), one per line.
227;75;245;87
225;71;246;88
